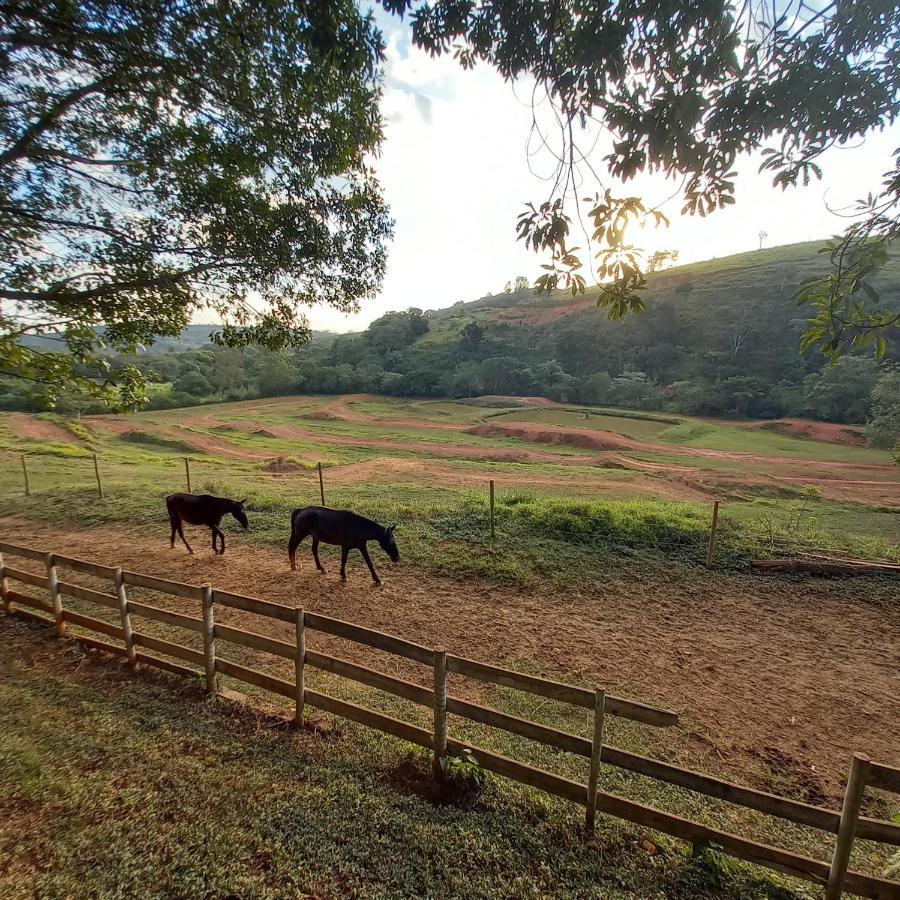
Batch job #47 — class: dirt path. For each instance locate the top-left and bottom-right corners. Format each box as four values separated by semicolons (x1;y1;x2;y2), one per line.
4;413;79;444
2;516;897;801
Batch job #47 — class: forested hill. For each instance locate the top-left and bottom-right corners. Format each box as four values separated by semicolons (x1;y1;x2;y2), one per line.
2;240;898;427
304;240;899;421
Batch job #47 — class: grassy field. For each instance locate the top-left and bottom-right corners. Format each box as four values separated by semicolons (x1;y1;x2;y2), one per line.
3;618;896;900
0;394;896;582
1;395;898;897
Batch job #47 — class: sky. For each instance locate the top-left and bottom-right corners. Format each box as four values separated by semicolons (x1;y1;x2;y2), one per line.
302;10;900;333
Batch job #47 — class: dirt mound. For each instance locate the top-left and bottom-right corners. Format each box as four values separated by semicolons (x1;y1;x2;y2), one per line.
261;457;305;473
5;413;80;444
743;418;867;446
469;422;642;452
253;428;278;438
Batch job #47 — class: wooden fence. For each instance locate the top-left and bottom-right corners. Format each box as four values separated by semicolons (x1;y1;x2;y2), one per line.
1;539;898;899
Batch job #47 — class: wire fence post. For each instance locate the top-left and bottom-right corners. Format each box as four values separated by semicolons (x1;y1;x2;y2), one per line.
0;550;8;614
201;583;216;694
432;649;448;782
114;567;136;665
586;688;605;833
294;608;305;726
93;453;103;498
184;457;192;493
318;462;325;506
826;753;871;900
489;479;496;541
705;500;720;569
45;553;64;637
21;453;30;496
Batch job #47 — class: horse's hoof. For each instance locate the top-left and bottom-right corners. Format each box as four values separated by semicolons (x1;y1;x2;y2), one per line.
318;568;327;575
373;580;383;589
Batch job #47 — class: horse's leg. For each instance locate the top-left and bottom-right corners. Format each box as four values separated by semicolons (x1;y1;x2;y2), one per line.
359;545;381;586
311;537;326;573
339;546;349;580
176;519;193;554
169;515;178;549
288;526;308;571
211;527;224;555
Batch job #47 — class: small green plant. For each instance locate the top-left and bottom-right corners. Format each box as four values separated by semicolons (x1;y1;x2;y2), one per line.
439;749;491;799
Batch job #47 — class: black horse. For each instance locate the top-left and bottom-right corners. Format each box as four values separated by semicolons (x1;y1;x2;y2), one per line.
166;493;249;555
288;506;398;585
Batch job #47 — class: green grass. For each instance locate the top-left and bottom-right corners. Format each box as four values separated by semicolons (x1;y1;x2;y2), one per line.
0;621;866;899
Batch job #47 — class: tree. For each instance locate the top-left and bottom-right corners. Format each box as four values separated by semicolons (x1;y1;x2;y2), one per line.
802;356;879;424
865;368;900;450
390;0;900;354
646;251;679;273
459;321;484;355
1;0;391;408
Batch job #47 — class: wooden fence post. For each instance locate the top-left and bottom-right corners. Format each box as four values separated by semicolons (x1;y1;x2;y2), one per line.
93;453;103;498
202;584;216;694
114;567;136;665
489;480;495;541
0;550;8;613
21;453;30;496
433;649;448;781
318;462;325;506
705;500;720;569
826;753;871;900
586;688;606;832
294;608;305;726
184;457;192;493
45;553;64;637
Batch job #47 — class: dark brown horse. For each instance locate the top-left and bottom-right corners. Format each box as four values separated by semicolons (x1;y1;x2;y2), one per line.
166;493;248;555
288;506;398;585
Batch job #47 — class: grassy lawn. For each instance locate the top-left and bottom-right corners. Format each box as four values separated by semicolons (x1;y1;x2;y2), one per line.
0;620;855;899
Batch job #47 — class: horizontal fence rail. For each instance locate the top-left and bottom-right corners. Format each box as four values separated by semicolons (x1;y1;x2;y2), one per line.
1;539;898;899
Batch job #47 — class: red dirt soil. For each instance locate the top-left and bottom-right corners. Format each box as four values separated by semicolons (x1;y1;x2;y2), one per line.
741;418;867;446
4;413;79;444
2;516;897;803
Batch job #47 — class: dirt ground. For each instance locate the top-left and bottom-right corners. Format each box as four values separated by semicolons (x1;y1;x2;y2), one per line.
2;515;897;804
5;413;79;444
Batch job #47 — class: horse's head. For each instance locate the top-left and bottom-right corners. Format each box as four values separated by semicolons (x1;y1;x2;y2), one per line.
380;523;400;562
232;498;249;530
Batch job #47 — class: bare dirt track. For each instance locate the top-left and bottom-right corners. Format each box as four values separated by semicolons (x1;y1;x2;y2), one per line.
2;515;897;803
5;413;78;444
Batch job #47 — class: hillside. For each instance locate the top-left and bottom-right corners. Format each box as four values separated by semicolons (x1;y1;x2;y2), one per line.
303;240;899;423
3;240;898;427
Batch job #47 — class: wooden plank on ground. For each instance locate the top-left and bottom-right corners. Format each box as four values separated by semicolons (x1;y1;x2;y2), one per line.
62;610;124;640
305;689;434;748
131;631;205;666
3;566;48;589
446;654;678;727
122;571;203;601
306;650;433;706
128;600;204;633
57;580;121;610
305;612;434;665
215;657;295;699
7;589;53;614
212;589;294;623
214;623;295;659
